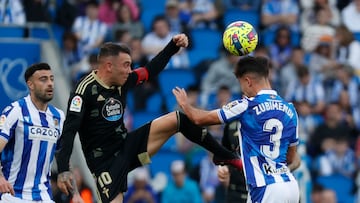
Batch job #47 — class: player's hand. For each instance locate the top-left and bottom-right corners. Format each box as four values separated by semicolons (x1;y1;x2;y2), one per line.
57;171;74;196
71;193;85;203
217;165;230;184
0;176;14;195
172;34;188;48
172;86;189;109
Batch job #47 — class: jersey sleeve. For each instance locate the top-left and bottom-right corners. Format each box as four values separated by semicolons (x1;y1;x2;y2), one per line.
289;103;299;146
217;99;248;123
125;40;180;88
56;91;86;173
0;104;20;142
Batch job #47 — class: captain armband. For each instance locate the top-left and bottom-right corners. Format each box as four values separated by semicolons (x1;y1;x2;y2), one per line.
133;67;149;85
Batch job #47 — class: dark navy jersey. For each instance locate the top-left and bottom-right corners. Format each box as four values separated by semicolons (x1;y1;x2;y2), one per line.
56;40;180;173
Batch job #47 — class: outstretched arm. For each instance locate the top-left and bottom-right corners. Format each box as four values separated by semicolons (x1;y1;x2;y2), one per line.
172;87;221;126
129;34;189;87
146;34;188;78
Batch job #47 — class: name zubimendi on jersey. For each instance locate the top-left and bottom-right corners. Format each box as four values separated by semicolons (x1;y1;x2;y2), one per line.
253;99;294;118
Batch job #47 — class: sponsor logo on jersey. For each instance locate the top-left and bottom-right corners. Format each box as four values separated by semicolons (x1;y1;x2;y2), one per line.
262;163;289;175
29;126;59;143
102;98;123;121
70;96;83;112
0;115;6;128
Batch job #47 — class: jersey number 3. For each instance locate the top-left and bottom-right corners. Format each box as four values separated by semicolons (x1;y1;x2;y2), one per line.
261;118;283;159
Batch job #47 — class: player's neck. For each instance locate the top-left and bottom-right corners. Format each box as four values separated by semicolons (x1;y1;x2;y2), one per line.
254;81;272;95
96;70;112;87
30;96;48;112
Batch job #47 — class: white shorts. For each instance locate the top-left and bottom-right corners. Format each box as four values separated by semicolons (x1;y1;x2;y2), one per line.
247;181;299;203
0;194;55;203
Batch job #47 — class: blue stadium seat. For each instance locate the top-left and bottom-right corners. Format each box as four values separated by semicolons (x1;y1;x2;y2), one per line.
145;92;163;113
140;9;164;33
354;32;360;41
161;135;177;151
149;150;184;178
0;25;25;38
189;148;207;167
164;94;177;112
139;0;166;11
261;29;300;47
223;9;260;29
127;90;135;113
316;174;355;203
132;111;161;129
29;26;51;39
190;28;222;51
51;24;65;49
187;48;219;68
158;69;196;96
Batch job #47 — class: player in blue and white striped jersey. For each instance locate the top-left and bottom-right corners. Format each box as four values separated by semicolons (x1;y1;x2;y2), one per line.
0;63;65;202
173;56;301;203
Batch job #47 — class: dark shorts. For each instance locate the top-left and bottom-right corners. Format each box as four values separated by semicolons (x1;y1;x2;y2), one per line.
91;122;152;202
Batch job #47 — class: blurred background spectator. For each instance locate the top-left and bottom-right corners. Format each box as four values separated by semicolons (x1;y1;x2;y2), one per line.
161;160;202;203
23;0;52;23
112;2;144;39
334;25;360;76
200;49;240;108
341;0;360;32
142;15;189;69
261;0;300;32
222;0;261;11
0;0;25;25
72;1;107;57
300;0;340;32
124;167;158;203
179;0;221;30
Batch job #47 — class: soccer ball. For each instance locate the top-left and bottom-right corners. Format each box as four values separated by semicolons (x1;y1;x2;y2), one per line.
222;21;258;56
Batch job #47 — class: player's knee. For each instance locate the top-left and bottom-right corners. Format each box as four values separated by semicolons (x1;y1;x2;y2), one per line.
110;193;123;203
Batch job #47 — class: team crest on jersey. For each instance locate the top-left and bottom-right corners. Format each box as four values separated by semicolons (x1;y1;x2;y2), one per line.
0;115;6;128
224;101;239;110
102;97;123;121
54;118;59;127
70;96;83;112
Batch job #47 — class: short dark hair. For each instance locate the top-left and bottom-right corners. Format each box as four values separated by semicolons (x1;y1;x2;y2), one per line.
98;42;131;60
234;56;270;78
296;65;309;78
87;0;99;7
24;63;51;82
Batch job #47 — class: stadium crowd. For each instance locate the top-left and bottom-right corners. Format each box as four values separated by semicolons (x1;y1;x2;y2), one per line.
1;0;360;202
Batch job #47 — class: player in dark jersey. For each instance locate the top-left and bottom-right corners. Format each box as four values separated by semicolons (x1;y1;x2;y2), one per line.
219;121;247;203
55;34;242;203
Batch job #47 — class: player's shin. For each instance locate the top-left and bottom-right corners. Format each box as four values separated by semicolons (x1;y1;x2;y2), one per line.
176;111;243;170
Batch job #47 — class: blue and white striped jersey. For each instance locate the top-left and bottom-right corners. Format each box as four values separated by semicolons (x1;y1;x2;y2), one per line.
0;95;64;201
217;90;299;189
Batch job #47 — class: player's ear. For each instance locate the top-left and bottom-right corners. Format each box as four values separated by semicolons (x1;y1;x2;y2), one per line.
27;80;34;90
245;76;252;87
